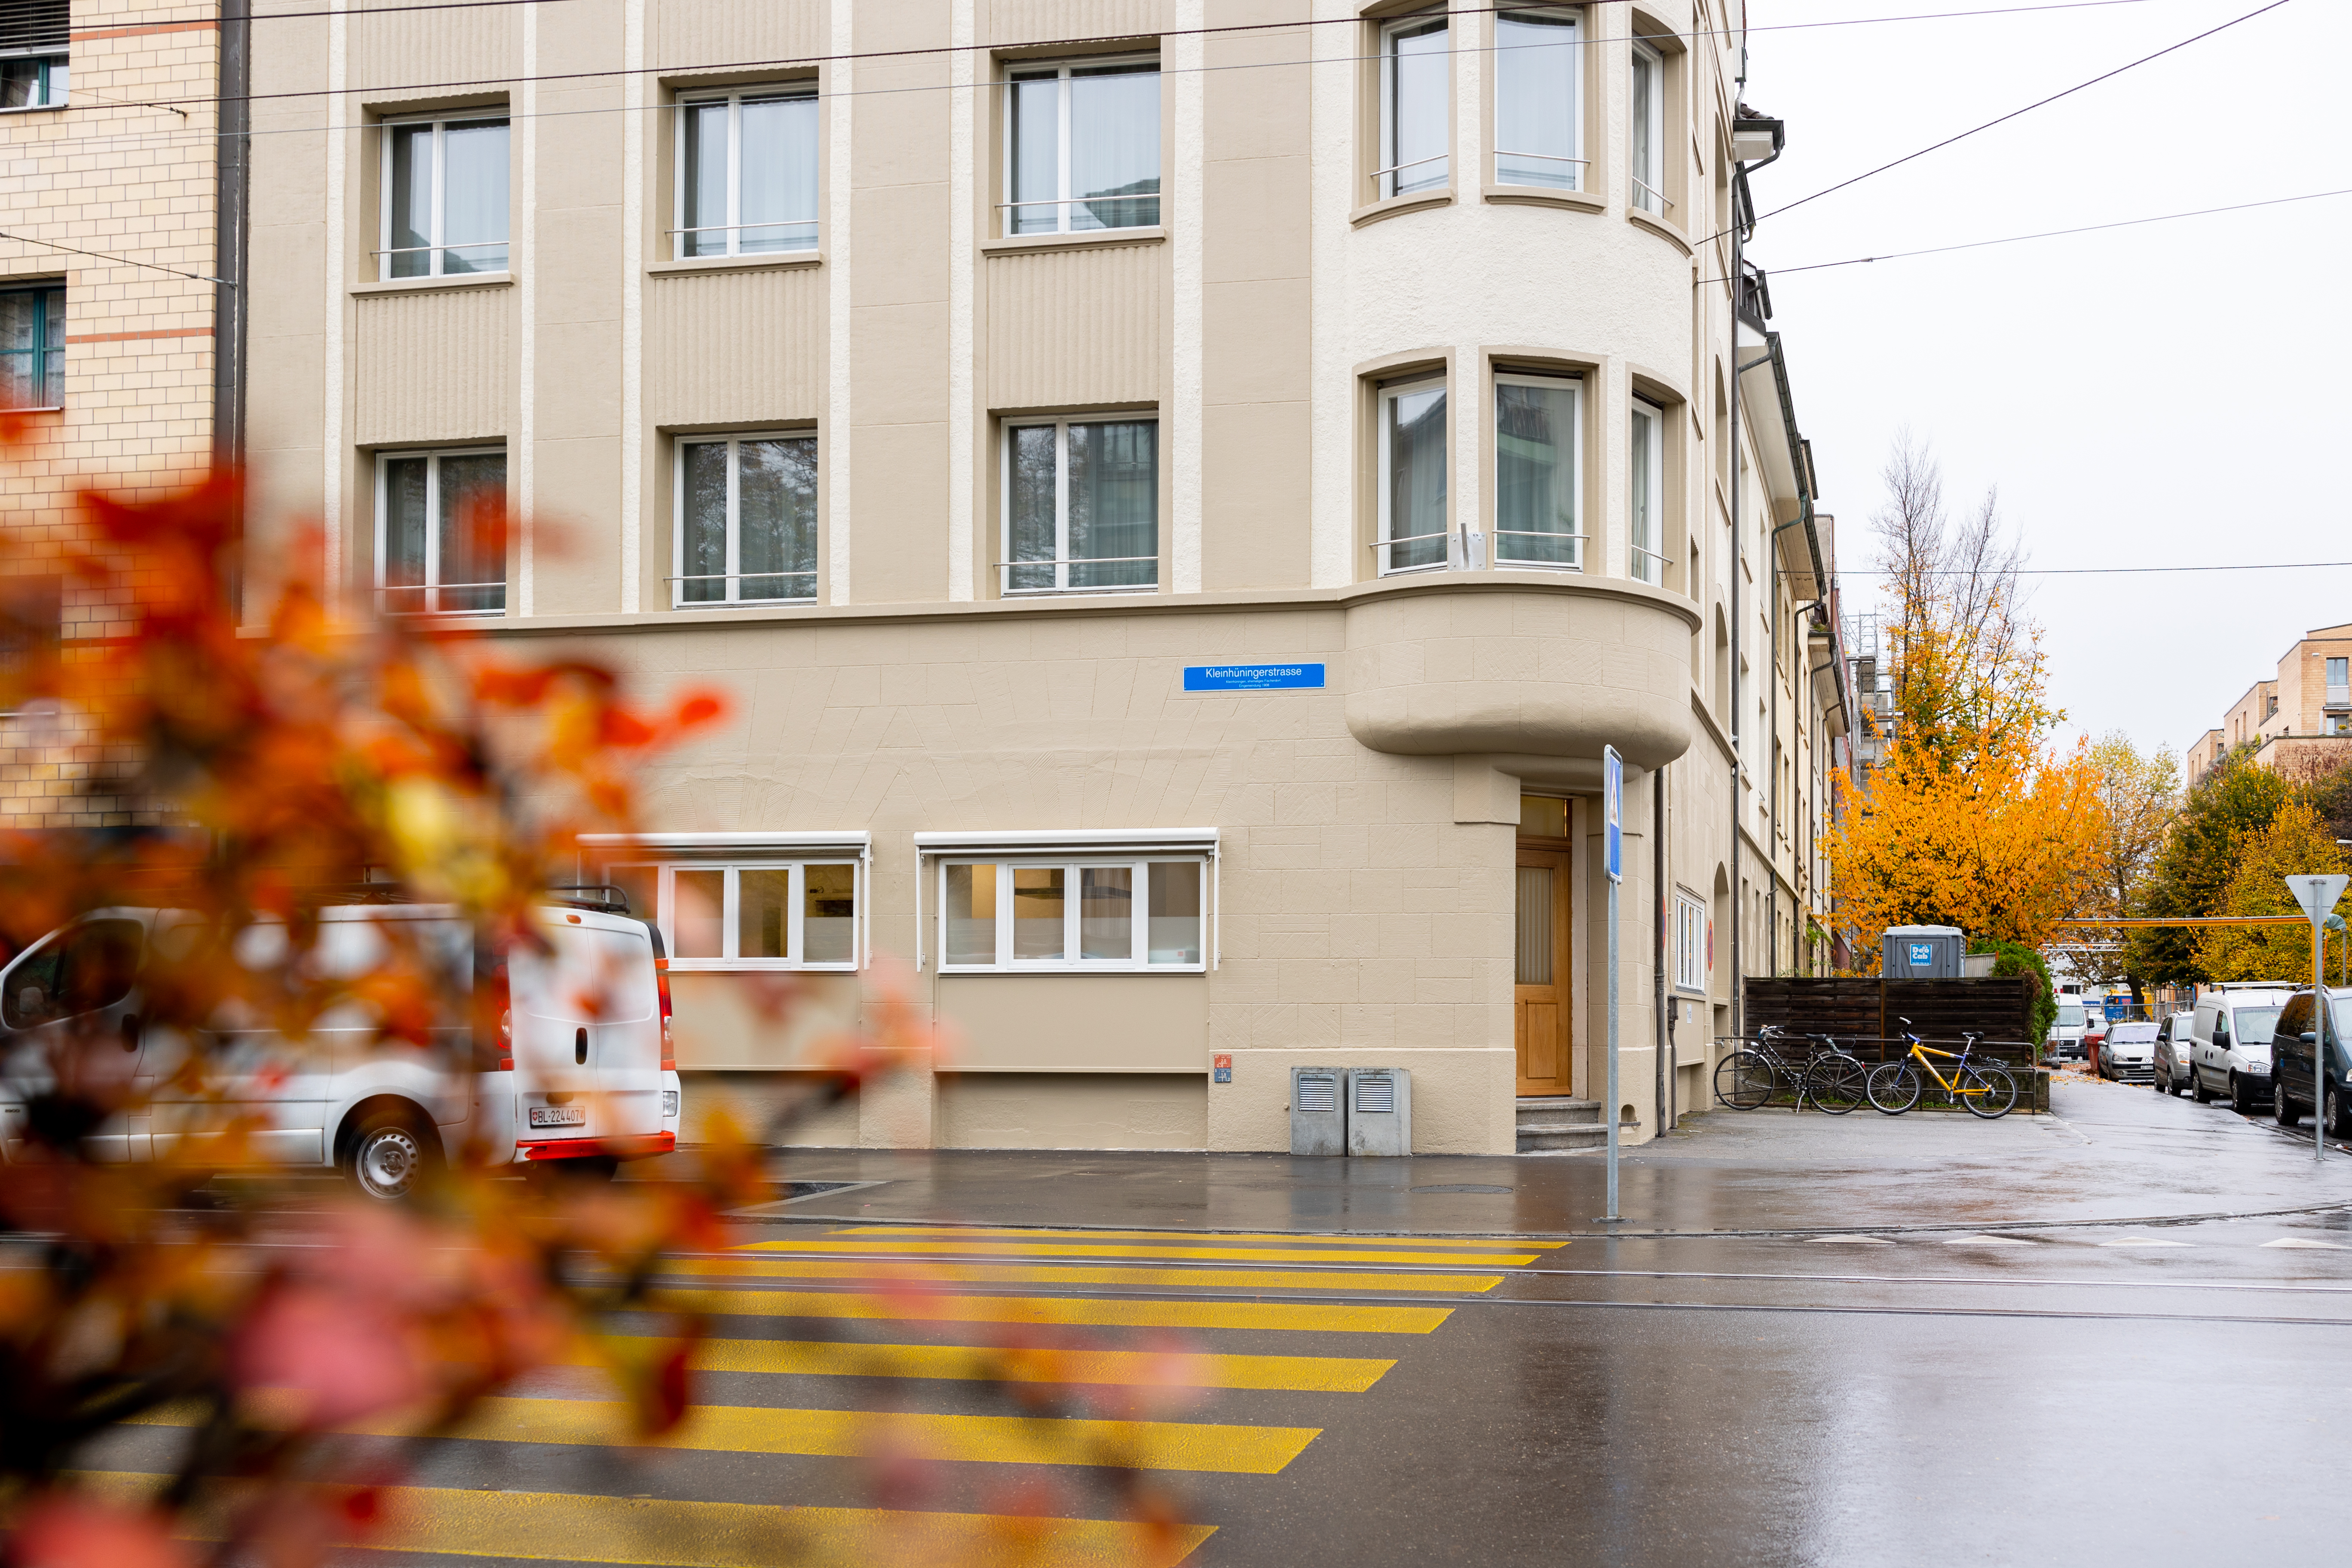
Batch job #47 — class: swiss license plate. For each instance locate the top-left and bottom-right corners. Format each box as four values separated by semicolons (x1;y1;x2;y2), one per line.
529;1105;586;1128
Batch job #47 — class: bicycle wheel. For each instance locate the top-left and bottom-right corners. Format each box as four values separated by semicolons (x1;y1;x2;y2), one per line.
1714;1050;1775;1110
1866;1060;1922;1115
1805;1055;1868;1115
1961;1065;2019;1120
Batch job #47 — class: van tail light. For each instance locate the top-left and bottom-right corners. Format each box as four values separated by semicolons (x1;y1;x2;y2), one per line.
498;1008;513;1072
656;957;675;1071
488;954;513;1072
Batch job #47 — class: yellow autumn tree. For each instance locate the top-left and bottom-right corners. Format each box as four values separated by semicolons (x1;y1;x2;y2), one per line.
2197;796;2349;983
1826;438;2107;968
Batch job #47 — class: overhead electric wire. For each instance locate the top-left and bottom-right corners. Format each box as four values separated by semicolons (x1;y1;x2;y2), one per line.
0;230;230;285
1701;187;2352;286
1854;561;2352;576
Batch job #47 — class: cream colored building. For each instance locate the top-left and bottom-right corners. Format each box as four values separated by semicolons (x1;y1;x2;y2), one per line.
238;0;1849;1153
0;0;230;824
2186;622;2352;790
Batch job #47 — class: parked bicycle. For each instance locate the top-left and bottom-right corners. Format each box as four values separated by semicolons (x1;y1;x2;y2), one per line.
1714;1025;1869;1115
1865;1018;2019;1119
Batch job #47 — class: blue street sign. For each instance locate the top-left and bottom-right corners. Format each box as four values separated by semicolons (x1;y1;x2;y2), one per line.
1182;663;1326;692
1603;746;1623;885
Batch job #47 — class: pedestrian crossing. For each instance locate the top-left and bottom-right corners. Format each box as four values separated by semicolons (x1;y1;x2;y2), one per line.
95;1220;1531;1565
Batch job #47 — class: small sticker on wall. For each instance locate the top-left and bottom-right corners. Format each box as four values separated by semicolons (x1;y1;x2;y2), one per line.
1213;1053;1232;1084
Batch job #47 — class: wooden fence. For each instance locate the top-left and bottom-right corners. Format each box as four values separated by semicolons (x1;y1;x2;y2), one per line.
1739;976;2049;1113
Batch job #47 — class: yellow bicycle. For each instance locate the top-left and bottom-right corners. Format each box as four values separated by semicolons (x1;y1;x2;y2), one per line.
1865;1019;2019;1120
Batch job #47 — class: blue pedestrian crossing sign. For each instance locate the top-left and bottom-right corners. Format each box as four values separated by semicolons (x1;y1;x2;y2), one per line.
1603;746;1623;885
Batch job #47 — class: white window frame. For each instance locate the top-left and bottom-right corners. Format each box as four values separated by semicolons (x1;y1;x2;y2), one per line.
672;84;820;260
1000;55;1162;237
1491;5;1583;191
373;446;507;617
1629;397;1666;585
1628;40;1667;216
1376;375;1450;577
378;113;510;280
581;833;871;973
933;859;1209;974
1377;13;1449;200
1674;888;1706;992
998;413;1161;597
671;429;819;608
0;50;67;111
1492;370;1582;571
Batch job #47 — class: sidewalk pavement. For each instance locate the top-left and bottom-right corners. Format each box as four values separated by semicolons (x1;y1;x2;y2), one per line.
644;1076;2352;1239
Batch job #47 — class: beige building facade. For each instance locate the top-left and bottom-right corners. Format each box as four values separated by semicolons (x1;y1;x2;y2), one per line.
2187;622;2352;790
0;0;231;825
238;0;1849;1152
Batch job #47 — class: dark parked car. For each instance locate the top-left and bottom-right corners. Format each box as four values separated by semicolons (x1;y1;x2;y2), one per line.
2269;988;2352;1136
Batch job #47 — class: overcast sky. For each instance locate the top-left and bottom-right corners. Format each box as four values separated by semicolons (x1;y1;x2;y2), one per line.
1743;0;2348;763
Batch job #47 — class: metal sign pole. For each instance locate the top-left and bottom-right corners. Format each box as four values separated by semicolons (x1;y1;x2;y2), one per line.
1603;747;1624;1223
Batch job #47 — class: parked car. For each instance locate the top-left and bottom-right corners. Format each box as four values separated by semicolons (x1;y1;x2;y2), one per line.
2154;1011;2197;1094
2268;987;2352;1136
2099;1020;2159;1081
0;894;679;1198
2051;1001;2089;1059
2190;985;2292;1113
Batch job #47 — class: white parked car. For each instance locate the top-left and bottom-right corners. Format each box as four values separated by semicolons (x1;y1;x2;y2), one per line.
2190;986;2292;1114
0;895;680;1198
2097;1020;2159;1082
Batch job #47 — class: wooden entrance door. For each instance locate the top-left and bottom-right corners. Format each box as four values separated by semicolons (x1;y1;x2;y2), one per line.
1514;848;1573;1096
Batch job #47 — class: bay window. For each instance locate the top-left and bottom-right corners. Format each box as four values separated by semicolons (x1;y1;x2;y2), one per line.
376;448;506;615
674;432;818;606
1629;42;1666;216
1494;372;1580;568
938;858;1205;971
381;116;510;278
1005;57;1160;236
1377;377;1447;574
1378;13;1449;199
1494;7;1581;190
677;87;818;257
1630;398;1665;584
1003;416;1158;594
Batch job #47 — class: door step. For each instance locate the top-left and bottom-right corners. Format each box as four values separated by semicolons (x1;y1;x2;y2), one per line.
1517;1096;1607;1153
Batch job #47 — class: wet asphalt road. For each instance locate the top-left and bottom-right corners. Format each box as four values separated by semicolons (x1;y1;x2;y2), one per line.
93;1075;2352;1566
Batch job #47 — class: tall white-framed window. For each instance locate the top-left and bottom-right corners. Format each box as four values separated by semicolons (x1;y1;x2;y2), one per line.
1377;12;1449;199
1628;41;1666;216
600;859;860;971
375;447;506;616
936;858;1206;971
673;431;818;607
1494;371;1580;569
1629;398;1666;585
1004;56;1160;236
380;116;510;279
675;86;818;258
1002;416;1158;594
1494;6;1581;190
1376;377;1448;575
1675;888;1706;992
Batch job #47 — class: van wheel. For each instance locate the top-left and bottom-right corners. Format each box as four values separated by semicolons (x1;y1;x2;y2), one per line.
2275;1078;2302;1128
341;1107;439;1201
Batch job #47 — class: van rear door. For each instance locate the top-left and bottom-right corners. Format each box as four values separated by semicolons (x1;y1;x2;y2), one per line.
510;910;662;1150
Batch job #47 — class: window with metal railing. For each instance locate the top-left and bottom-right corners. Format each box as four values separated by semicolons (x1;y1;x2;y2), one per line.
1375;378;1448;575
1001;416;1158;594
673;432;818;607
379;116;510;279
376;448;506;616
1494;372;1581;569
1494;6;1583;191
676;87;818;258
1630;398;1667;584
1376;13;1449;200
1629;40;1668;216
1003;57;1159;236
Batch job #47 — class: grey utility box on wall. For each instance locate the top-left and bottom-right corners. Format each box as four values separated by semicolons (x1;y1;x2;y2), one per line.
1882;925;1965;979
1345;1068;1412;1156
1290;1066;1346;1156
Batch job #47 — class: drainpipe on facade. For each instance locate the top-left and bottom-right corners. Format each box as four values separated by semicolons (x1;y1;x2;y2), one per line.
215;0;252;614
1655;760;1669;1135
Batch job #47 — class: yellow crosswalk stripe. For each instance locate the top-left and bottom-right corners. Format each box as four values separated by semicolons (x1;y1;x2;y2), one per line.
134;1397;1321;1475
653;1257;1502;1294
77;1474;1216;1567
745;1238;1540;1266
824;1226;1567;1251
580;1335;1395;1393
646;1287;1452;1334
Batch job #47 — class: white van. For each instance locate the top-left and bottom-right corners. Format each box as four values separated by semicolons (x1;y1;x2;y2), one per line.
2190;985;2293;1113
0;895;680;1198
2050;1001;2090;1059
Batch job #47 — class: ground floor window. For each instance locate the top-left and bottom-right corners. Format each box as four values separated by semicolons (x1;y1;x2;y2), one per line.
938;858;1204;971
600;857;859;970
376;447;506;615
1674;888;1706;992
